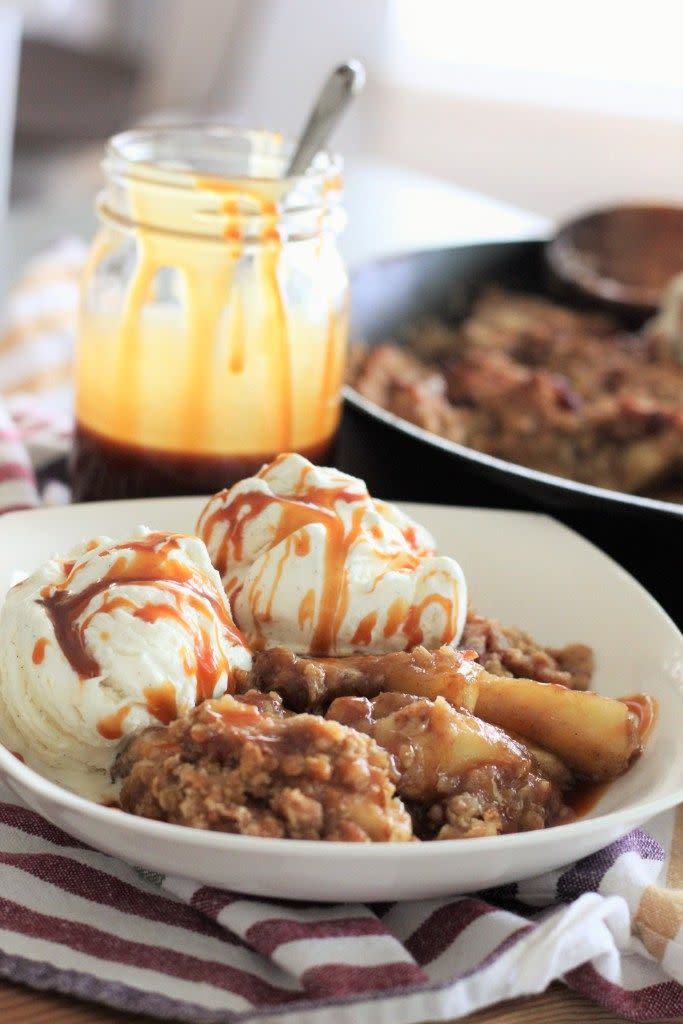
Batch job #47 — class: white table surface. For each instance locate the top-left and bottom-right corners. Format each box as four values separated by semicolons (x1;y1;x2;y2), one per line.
0;156;549;297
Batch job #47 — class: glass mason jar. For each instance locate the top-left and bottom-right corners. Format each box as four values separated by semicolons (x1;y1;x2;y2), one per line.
71;125;349;500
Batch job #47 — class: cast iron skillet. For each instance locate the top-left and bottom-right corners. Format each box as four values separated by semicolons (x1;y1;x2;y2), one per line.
337;240;682;623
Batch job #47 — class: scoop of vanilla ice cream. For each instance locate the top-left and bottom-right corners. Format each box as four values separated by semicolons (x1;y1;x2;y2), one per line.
0;527;251;800
197;453;467;656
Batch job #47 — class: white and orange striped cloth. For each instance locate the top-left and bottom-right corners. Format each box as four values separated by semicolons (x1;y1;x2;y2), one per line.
0;237;83;471
1;243;683;1022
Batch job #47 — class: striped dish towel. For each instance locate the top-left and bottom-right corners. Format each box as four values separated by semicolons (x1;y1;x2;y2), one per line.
0;401;39;514
0;781;681;1023
0;237;84;469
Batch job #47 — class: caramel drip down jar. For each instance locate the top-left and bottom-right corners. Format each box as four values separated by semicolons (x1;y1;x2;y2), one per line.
72;126;349;499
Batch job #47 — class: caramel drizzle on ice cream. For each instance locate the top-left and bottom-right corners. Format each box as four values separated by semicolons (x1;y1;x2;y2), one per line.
96;704;131;740
198;459;456;656
201;486;364;655
38;534;245;702
143;682;178;725
31;637;49;665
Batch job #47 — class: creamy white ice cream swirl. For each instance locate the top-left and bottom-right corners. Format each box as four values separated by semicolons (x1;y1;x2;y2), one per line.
0;527;251;799
197;453;468;656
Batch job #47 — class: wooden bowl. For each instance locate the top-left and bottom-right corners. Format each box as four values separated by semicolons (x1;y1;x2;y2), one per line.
546;204;683;323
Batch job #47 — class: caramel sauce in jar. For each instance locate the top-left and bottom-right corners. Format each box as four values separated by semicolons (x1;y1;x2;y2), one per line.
72;127;348;500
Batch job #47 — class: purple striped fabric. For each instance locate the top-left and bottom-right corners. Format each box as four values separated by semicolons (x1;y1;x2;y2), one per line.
0;403;38;513
0;778;680;1024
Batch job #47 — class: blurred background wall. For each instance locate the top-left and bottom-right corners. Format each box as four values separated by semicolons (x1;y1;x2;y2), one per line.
2;0;683;218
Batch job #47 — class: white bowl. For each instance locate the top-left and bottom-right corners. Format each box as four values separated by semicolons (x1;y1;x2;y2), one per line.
0;498;680;902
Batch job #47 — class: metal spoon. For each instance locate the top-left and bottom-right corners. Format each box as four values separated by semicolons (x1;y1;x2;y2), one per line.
286;60;366;178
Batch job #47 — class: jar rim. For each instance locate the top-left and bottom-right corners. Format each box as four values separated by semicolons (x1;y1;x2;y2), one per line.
106;123;342;189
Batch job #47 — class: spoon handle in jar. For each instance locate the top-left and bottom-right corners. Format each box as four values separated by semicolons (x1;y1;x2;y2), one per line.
286;60;366;178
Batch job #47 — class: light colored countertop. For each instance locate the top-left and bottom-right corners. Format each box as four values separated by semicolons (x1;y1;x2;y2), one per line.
0;155;549;299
